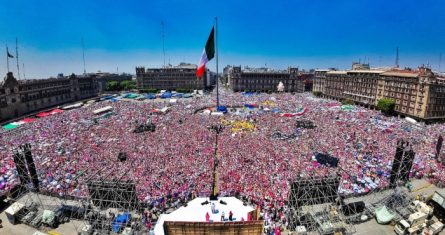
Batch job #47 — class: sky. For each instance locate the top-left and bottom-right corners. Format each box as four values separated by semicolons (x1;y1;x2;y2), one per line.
0;0;444;78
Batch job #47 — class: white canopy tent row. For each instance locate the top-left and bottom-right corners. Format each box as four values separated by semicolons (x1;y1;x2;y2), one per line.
93;106;113;115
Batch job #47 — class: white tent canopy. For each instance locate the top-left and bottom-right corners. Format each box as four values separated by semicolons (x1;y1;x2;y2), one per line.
93;106;113;115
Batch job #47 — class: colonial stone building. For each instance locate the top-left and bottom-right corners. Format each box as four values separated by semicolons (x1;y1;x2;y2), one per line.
228;66;304;92
0;72;98;122
95;73;132;92
136;63;213;90
320;69;383;106
313;70;329;94
376;68;445;120
313;65;445;120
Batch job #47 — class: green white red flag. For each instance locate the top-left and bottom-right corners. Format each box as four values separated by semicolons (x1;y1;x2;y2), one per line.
196;27;215;78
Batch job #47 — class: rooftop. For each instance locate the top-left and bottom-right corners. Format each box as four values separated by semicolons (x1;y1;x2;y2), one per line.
347;70;386;74
327;70;348;75
380;70;420;78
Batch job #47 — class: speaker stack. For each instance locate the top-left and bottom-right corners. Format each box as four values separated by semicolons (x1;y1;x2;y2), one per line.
390;139;415;187
12;143;40;191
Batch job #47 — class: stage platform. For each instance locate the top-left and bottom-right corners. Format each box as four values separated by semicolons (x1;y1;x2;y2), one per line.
154;197;255;235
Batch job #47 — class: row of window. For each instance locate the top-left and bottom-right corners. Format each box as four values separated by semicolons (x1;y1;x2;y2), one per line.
20;82;70;91
233;80;298;85
384;81;417;88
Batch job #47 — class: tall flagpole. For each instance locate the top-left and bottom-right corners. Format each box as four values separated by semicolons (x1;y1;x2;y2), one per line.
16;38;21;79
22;63;26;79
161;21;166;68
82;38;86;74
215;17;219;108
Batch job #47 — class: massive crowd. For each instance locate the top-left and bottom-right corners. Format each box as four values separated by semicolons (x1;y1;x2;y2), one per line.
1;89;445;229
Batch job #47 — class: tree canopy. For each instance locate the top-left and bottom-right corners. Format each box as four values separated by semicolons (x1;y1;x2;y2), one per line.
105;80;136;91
377;98;396;115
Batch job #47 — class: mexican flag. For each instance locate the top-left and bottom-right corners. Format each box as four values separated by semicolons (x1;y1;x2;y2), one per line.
196;27;215;78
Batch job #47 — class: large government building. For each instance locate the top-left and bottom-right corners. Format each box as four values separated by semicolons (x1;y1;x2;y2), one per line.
224;66;305;92
313;63;445;121
136;63;215;90
0;72;98;122
95;72;132;92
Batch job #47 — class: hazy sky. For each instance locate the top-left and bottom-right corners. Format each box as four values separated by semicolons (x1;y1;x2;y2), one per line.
0;0;444;78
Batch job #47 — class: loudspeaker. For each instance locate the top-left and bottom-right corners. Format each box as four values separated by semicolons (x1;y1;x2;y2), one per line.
22;144;39;191
390;140;416;187
12;151;30;185
219;200;227;205
201;200;209;206
400;149;415;181
390;142;404;187
437;135;443;158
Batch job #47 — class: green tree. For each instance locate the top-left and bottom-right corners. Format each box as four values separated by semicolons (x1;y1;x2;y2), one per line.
377;98;396;115
176;88;191;93
341;98;354;105
106;81;120;91
120;80;137;90
313;91;322;97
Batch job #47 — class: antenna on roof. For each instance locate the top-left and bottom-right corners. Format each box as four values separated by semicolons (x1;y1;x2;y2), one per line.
22;63;26;80
161;21;166;68
82;37;86;74
395;47;399;68
15;37;21;79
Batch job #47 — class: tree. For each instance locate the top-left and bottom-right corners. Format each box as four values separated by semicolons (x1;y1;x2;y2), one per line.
377;98;396;115
341;98;354;105
120;80;137;90
313;91;322;97
106;81;120;91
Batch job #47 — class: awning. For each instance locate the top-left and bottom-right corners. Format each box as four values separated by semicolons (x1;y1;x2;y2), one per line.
36;112;51;118
49;108;64;115
2;123;19;130
21;117;36;123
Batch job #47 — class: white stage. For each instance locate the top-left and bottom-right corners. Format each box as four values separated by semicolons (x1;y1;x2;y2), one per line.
154;197;255;235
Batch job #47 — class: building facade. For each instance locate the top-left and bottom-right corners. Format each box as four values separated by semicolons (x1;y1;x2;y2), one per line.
0;72;98;122
320;70;383;106
228;66;304;92
95;73;133;92
136;63;213;91
313;65;445;120
313;70;329;94
376;68;445;120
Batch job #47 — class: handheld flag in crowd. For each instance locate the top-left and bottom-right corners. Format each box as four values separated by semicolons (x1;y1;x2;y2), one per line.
196;26;215;78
